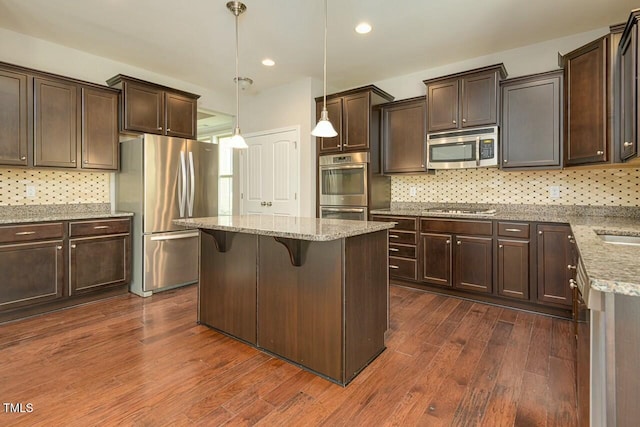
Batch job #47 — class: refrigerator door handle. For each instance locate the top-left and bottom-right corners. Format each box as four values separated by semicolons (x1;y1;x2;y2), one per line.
188;151;195;217
178;151;187;217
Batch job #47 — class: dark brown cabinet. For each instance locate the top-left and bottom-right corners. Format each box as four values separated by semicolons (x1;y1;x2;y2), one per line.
562;28;622;166
315;85;393;155
0;223;64;312
619;12;640;161
380;97;427;173
424;64;506;133
500;71;562;169
420;219;493;294
81;88;119;170
496;221;531;301
371;215;418;281
68;219;131;295
107;74;200;140
536;224;573;308
34;77;78;168
0;68;28;166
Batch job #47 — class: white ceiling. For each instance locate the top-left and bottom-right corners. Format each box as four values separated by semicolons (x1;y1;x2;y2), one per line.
0;0;636;98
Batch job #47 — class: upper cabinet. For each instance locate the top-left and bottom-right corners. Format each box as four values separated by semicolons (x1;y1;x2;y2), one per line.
315;85;393;155
107;75;199;140
0;68;29;166
424;64;507;133
380;97;427;174
561;27;622;166
619;12;640;161
500;71;563;169
0;62;119;171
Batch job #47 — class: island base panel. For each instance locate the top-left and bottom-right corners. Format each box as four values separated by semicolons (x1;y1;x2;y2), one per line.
199;230;257;344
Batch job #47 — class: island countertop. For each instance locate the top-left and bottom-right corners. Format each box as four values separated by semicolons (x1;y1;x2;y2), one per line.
174;215;395;241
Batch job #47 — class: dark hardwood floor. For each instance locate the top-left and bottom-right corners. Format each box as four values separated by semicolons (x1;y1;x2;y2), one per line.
0;284;577;426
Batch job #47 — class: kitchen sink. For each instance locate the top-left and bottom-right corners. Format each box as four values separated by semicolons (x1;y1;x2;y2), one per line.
597;234;640;246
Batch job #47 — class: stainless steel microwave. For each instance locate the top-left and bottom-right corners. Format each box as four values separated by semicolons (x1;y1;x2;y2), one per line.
319;152;369;207
426;126;498;169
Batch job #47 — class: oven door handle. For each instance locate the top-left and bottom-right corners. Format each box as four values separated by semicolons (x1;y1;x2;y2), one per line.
321;208;365;213
320;164;366;171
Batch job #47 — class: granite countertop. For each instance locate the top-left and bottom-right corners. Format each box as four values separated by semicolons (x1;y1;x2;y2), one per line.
372;203;640;297
174;215;395;242
0;203;133;224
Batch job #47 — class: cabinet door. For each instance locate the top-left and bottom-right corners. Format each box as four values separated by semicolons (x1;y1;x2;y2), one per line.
381;99;427;173
81;87;118;170
497;239;530;300
537;224;573;307
461;71;498;128
165;92;197;139
123;81;164;134
317;97;343;154
343;92;370;151
564;37;608;165
427;79;459;132
34;77;77;168
420;232;452;287
620;30;637;160
501;73;561;168
69;234;130;295
454;236;493;293
0;240;64;311
0;69;28;166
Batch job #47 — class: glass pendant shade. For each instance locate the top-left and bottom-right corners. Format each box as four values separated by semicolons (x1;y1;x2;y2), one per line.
227;127;248;149
311;109;338;137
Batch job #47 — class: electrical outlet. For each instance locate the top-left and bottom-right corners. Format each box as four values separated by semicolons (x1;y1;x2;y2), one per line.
549;185;560;199
26;185;36;198
409;186;417;197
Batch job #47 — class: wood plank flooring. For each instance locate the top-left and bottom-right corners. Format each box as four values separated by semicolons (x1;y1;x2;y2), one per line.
0;285;577;426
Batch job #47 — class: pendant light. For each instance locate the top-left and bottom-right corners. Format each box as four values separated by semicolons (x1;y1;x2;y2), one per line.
311;0;338;138
227;1;249;149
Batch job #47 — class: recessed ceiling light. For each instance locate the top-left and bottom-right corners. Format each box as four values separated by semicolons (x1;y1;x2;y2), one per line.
355;22;372;34
262;58;275;67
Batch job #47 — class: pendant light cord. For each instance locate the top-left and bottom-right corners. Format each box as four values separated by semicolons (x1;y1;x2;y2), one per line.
235;9;240;129
322;0;328;111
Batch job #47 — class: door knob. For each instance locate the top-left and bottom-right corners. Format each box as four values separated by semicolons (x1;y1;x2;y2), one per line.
596;150;604;155
462;118;467;123
456;241;461;245
452;120;457;124
624;141;633;147
569;279;577;289
261;201;266;206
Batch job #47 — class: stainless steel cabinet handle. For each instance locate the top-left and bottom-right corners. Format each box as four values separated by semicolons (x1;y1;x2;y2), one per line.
452;120;457;124
389;234;400;238
462;118;467;123
446;240;451;244
389;265;400;269
93;225;109;229
261;202;267;206
57;245;62;250
267;202;272;207
71;159;76;163
596;150;604;155
15;231;36;235
505;228;522;232
71;244;77;249
499;244;504;248
389;248;400;252
569;279;577;289
567;264;577;270
503;159;508;163
167;128;171;132
538;231;543;235
83;160;88;164
457;241;461;245
624;141;633;147
157;127;162;131
567;235;573;239
20;156;26;160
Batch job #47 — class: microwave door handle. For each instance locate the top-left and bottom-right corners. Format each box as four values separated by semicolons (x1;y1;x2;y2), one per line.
476;136;481;167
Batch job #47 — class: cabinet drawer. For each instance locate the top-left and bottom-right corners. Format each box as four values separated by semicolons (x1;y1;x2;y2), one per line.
389;256;417;281
0;223;64;244
389;244;416;259
69;219;131;237
372;215;417;231
497;222;530;239
388;230;416;245
420;218;492;236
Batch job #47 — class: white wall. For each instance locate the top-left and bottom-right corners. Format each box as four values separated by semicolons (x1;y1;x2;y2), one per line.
372;27;609;100
0;27;233;113
241;77;321;217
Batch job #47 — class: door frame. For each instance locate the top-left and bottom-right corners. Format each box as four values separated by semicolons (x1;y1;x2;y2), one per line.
239;125;301;216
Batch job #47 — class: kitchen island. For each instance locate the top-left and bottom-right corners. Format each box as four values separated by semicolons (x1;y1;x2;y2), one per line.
173;215;395;385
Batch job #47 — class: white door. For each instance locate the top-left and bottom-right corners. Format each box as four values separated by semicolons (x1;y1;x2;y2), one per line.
240;128;299;217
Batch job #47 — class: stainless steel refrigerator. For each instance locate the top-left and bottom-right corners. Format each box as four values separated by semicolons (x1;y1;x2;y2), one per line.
116;134;217;296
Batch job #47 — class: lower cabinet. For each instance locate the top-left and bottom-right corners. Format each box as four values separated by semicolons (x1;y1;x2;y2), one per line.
537;224;574;307
420;233;452;286
0;218;131;323
496;239;530;300
370;215;418;281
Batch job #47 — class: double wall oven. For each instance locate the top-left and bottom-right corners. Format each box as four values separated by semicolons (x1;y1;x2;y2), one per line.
319;152;369;221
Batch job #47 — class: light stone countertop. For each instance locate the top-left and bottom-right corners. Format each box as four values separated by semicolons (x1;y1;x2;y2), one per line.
174;215;395;242
0;203;133;224
371;204;640;297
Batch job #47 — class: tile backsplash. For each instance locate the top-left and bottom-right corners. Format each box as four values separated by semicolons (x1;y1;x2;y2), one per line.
392;168;640;206
0;168;110;206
